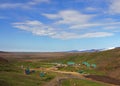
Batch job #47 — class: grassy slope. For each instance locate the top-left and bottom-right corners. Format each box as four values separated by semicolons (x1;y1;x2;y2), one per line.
50;48;120;79
0;72;42;86
0;70;57;86
0;59;55;86
0;70;55;86
0;48;120;85
61;79;110;86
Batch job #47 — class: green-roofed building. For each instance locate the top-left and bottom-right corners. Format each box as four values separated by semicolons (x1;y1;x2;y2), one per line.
82;62;90;68
67;61;75;66
82;62;87;65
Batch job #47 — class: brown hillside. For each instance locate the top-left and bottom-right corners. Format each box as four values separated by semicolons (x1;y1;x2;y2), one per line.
0;57;8;63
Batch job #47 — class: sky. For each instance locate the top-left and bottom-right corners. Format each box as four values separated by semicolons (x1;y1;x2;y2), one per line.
0;0;120;52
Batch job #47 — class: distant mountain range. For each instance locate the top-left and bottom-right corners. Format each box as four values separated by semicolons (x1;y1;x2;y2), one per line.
0;51;7;53
67;47;118;53
67;49;101;53
1;47;120;53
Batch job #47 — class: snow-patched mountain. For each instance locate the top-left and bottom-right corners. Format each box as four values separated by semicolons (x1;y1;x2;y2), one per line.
101;47;116;51
67;49;101;52
67;47;116;53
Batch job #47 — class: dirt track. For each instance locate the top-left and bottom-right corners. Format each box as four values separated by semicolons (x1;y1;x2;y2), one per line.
32;68;120;86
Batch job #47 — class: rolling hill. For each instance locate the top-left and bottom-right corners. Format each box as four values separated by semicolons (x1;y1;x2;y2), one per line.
0;48;120;85
52;47;120;80
0;57;8;63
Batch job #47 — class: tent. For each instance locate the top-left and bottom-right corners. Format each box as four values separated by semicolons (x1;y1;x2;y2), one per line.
25;67;30;75
78;70;84;74
40;72;45;77
91;64;97;68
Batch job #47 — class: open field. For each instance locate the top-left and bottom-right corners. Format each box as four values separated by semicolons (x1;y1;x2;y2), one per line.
0;48;120;86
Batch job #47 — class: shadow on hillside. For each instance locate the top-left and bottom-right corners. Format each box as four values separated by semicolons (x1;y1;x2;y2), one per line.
85;75;120;85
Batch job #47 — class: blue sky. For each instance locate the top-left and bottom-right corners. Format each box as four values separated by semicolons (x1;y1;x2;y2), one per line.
0;0;120;52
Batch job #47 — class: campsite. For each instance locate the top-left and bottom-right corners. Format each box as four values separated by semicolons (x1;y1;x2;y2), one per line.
0;48;120;86
1;0;120;86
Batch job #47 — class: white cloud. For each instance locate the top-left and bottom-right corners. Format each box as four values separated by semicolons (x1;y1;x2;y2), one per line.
103;26;120;32
109;0;120;14
51;32;80;39
70;22;120;29
85;7;97;12
0;0;50;9
0;16;7;19
80;32;113;38
27;0;50;5
42;14;60;19
104;26;119;30
52;32;113;39
13;20;56;36
12;20;113;39
43;10;94;25
11;8;119;39
43;10;120;30
70;23;101;29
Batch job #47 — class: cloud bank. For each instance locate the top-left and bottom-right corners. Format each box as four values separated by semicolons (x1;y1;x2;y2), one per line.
0;0;50;9
7;0;120;39
12;11;114;40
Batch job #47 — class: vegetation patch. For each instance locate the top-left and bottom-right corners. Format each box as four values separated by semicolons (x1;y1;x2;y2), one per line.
61;79;110;86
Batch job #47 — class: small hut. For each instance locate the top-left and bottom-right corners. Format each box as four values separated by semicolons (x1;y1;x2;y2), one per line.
67;61;75;66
